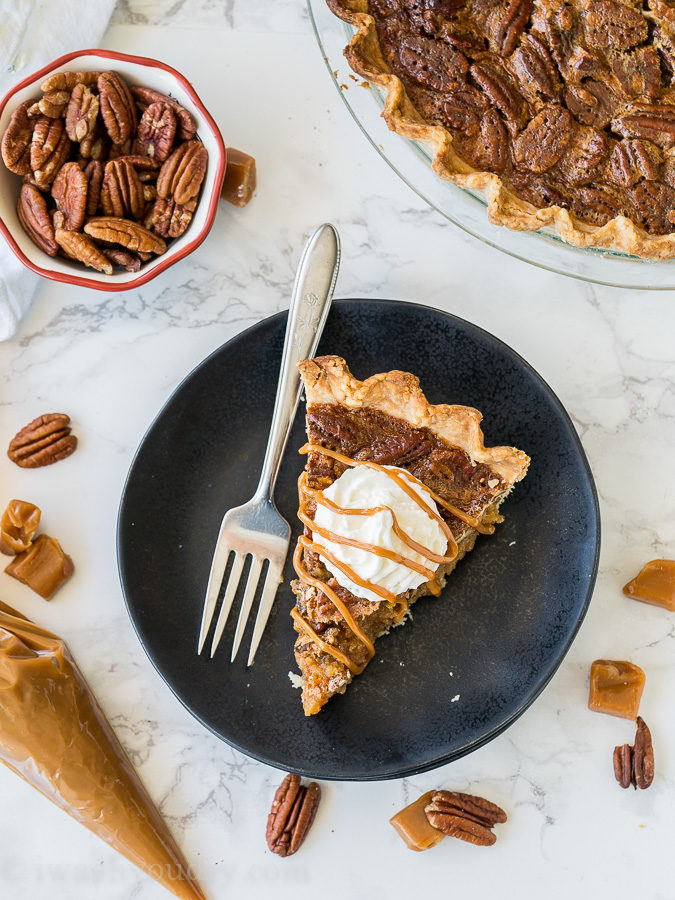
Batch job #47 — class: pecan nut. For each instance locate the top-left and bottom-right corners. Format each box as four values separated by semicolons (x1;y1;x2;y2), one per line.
17;183;58;256
55;229;114;274
65;83;99;142
51;162;88;231
424;791;506;846
136;101;177;162
30;116;71;189
583;0;648;51
98;71;137;145
152;196;197;238
513;106;573;173
33;90;70;119
101;159;145;220
266;773;321;858
7;413;77;468
111;154;160;182
510;34;560;102
156;140;208;205
470;60;526;128
102;247;142;272
130;85;197;140
83;159;104;216
492;0;532;55
1;100;35;175
84;216;166;254
613;716;655;789
612;103;675;148
398;33;468;92
41;71;100;94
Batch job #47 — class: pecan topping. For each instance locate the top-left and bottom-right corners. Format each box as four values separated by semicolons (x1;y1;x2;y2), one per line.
1;100;35;175
41;71;100;93
613;717;655;789
101;158;145;220
609;48;661;102
492;0;532;55
55;229;114;274
51;162;88;231
612;104;675;149
510;33;560;102
514;106;573;173
84;216;166;255
65;83;99;143
569;184;625;226
424;791;507;846
130;85;197;140
152;196;197;238
564;81;620;130
17;183;58;256
607;139;663;187
470;60;525;127
7;413;77;468
398;34;468;92
98;72;137;145
136;101;177;162
266;773;321;857
30;116;71;189
555;126;608;186
442;86;489;135
471;108;509;173
583;0;648;51
156;140;208;205
630;179;675;233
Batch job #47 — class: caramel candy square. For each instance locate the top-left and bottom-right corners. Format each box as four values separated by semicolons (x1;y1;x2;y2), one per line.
0;499;41;555
221;147;256;208
588;659;645;720
623;559;675;612
5;534;73;599
390;791;445;852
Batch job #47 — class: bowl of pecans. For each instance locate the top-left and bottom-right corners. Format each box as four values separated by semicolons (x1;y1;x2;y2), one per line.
0;48;226;291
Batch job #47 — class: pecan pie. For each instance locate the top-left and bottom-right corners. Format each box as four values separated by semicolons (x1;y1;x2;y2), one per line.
327;0;675;257
290;356;529;715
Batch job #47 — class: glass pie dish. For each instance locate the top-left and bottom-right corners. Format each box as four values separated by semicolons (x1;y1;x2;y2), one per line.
308;0;675;289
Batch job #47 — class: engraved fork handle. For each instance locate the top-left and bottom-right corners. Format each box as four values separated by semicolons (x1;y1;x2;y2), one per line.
254;224;340;501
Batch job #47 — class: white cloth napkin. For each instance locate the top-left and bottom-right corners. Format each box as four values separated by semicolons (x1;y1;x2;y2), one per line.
0;0;116;341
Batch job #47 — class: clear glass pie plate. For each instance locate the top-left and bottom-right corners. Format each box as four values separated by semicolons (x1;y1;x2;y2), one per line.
308;0;675;289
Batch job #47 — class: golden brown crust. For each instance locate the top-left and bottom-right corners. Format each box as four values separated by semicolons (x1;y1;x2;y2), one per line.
327;0;675;259
299;355;530;484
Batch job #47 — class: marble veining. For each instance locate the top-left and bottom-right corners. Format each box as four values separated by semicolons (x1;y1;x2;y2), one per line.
0;5;674;900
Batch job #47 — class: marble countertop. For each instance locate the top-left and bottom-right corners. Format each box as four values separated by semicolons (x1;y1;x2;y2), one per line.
1;3;674;898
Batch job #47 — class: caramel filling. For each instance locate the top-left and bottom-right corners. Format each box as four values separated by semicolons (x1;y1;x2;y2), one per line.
292;443;493;673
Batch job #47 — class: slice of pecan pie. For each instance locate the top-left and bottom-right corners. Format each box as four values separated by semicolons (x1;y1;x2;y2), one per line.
327;0;675;258
290;356;529;715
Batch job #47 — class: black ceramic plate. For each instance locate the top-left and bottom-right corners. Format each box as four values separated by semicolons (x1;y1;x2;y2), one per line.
118;300;599;781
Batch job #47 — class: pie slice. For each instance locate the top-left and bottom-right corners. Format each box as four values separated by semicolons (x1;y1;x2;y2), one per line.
290;356;530;715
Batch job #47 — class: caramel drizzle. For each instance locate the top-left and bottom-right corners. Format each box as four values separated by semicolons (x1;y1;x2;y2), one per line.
292;442;495;674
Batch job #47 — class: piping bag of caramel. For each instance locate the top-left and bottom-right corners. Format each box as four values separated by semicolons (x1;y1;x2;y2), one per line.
0;600;206;900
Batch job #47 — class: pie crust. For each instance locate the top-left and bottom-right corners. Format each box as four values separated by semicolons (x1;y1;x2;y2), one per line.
327;0;675;259
291;356;529;715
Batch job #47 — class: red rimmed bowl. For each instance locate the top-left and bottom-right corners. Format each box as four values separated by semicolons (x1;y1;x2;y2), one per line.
0;48;226;291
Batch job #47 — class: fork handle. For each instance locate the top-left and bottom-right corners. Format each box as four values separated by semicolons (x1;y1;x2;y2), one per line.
254;223;340;501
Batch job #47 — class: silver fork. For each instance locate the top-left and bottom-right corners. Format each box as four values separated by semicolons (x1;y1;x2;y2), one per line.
197;224;340;665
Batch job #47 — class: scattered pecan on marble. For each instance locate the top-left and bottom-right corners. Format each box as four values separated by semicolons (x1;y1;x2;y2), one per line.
613;717;655;790
424;791;507;846
266;773;321;858
55;228;113;274
17;183;58;256
7;413;77;469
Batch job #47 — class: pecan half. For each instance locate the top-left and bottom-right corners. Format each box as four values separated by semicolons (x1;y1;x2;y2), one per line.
51;162;88;232
7;413;77;468
470;60;525;128
514;106;573;173
583;0;648;51
156;140;208;205
111;154;160;182
41;71;100;93
630;180;675;233
98;72;137;145
1;100;35;175
130;85;197;140
30;116;70;189
136;101;176;162
609;48;661;102
607;139;663;187
83;159;104;216
564;80;620;130
492;0;532;55
65;83;99;142
55;229;114;274
101;159;145;220
17;183;57;256
612;104;675;148
34;90;70;119
399;33;468;92
266;773;321;858
84;216;166;254
152;196;197;237
102;247;142;272
613;717;655;789
425;791;507;846
510;33;560;103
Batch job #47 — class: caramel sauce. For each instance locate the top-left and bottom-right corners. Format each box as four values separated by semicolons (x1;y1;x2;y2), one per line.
292;443;494;673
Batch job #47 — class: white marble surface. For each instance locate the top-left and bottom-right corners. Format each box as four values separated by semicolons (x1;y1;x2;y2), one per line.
1;4;675;899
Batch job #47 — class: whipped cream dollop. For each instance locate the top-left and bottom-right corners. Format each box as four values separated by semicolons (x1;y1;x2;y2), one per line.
312;465;447;604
